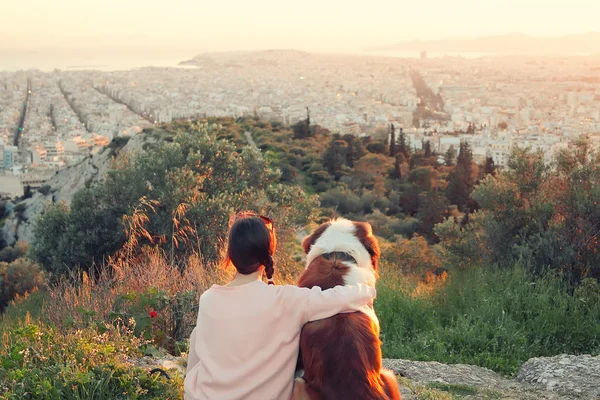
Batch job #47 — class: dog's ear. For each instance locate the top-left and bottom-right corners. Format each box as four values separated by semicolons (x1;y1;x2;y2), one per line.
301;222;331;254
353;221;380;270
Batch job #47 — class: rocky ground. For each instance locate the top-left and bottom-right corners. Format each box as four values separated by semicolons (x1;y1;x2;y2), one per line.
130;352;600;399
384;355;600;400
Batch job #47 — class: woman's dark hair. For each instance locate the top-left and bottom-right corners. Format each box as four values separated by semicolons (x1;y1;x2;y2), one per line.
225;211;276;284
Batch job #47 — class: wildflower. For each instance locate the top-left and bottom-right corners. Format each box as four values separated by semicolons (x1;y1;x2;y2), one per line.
149;310;157;319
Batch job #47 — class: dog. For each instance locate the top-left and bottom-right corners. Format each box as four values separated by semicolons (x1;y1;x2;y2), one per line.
292;218;401;400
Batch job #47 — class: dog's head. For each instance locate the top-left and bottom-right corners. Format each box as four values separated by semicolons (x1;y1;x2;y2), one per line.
301;218;380;287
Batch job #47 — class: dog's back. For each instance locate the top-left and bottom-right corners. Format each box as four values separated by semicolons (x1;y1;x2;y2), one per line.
296;252;400;400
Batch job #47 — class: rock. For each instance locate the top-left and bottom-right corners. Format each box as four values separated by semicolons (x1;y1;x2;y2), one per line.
1;133;154;246
383;358;564;399
123;347;186;378
516;354;600;399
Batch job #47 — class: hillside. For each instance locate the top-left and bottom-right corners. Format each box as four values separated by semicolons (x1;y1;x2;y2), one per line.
1;118;598;399
369;32;600;55
1;134;151;246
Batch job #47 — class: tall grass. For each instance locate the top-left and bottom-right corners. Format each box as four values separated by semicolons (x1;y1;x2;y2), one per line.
376;263;600;375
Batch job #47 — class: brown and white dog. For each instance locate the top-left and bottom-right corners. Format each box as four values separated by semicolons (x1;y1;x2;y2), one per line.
293;218;401;400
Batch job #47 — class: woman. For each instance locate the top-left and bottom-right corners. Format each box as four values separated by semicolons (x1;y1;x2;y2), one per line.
184;211;376;400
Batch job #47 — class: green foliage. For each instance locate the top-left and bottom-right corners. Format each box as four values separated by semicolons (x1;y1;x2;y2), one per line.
0;258;45;313
465;143;600;283
377;264;600;375
88;287;198;355
446;142;476;211
366;141;387;155
444;145;457;166
423;141;432;158
0;322;182;399
396;129;410;159
322;138;350;180
32;122;317;277
0;242;28;263
292;109;312;139
341;134;366;168
320;187;365;215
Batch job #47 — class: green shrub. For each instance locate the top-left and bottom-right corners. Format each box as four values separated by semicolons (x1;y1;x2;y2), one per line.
366;141;387;154
0;322;183;399
391;217;420;237
0;258;45;313
106;287;198;355
320;187;363;214
0;241;29;263
32;123;316;277
468;143;600;284
377;264;600;375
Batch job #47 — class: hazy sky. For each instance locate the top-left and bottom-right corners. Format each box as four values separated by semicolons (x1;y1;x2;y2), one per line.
2;0;599;52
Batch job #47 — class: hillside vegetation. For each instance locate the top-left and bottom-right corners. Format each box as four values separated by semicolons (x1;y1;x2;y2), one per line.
1;118;599;398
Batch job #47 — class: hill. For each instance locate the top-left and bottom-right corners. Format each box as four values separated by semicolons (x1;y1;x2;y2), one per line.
0;118;598;399
1;134;150;246
368;32;600;55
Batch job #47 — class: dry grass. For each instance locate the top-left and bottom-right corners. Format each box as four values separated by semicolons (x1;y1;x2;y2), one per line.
43;196;305;344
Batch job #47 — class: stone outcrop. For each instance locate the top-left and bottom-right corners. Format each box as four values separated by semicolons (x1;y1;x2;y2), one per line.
516;354;600;400
384;358;560;399
126;353;600;399
1;134;152;246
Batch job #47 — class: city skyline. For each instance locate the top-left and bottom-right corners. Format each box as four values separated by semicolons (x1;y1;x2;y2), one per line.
2;0;600;53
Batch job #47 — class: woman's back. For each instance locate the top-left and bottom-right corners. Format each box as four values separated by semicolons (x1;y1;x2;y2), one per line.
184;280;375;400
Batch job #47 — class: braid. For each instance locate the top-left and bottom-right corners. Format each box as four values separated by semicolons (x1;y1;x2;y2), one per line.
265;255;275;285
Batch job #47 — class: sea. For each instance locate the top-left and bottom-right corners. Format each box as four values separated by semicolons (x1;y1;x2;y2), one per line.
0;49;199;72
1;48;590;72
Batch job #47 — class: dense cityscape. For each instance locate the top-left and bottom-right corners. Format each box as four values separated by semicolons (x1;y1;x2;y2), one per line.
1;50;599;198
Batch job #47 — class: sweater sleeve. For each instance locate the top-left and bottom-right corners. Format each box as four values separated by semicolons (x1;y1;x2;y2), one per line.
280;283;376;324
185;326;200;376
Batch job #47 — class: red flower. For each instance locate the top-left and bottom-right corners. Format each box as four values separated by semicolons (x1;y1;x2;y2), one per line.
149;310;158;319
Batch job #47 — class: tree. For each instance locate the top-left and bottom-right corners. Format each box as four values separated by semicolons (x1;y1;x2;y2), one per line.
32;123;318;277
456;142;474;182
389;124;396;157
322;138;349;180
366;141;387;155
418;191;447;240
397;128;410;159
342;134;366;168
484;156;496;176
408;166;438;192
424;141;432;158
399;185;421;215
292;107;312;139
390;154;402;180
446;142;475;210
444;145;457;166
498;121;508;130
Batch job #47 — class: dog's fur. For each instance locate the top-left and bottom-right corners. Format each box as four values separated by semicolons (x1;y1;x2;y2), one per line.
293;219;401;400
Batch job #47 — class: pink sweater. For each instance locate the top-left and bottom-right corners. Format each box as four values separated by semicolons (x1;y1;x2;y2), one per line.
184;280;376;400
